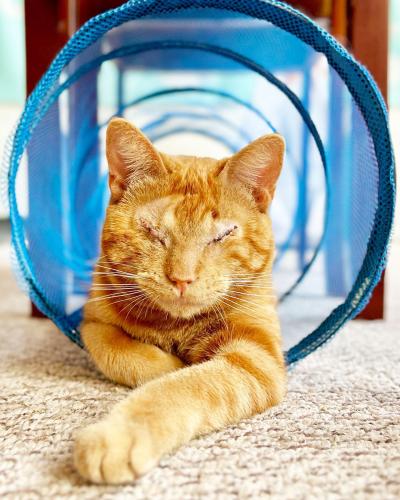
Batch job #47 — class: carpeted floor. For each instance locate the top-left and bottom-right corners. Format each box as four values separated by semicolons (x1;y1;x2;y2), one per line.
0;241;399;499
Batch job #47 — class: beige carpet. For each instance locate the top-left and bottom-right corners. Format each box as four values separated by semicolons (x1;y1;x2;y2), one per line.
1;247;399;499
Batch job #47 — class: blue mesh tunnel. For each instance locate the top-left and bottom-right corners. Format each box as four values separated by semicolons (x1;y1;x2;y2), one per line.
4;0;395;365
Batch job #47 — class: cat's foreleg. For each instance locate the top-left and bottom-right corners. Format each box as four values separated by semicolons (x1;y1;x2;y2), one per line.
81;321;184;387
74;335;286;484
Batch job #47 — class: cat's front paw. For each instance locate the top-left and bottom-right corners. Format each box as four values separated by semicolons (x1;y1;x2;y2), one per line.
74;417;160;484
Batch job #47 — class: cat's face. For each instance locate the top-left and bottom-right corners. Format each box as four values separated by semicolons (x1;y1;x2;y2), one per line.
100;118;285;319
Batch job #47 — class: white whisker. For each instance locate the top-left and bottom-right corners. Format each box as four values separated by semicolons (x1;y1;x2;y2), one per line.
218;298;261;321
228;283;273;289
90;294;142;307
212;302;228;331
121;294;148;320
91;284;144;290
87;290;144;303
93;270;147;280
224;293;273;310
227;290;275;298
94;264;152;279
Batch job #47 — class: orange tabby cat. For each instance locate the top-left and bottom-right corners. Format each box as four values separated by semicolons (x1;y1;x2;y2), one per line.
74;117;287;484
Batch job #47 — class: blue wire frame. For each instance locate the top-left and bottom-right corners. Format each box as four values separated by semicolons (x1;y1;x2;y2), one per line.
12;39;331;336
7;0;395;364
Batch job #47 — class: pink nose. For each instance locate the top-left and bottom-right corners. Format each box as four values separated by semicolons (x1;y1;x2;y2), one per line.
168;276;195;296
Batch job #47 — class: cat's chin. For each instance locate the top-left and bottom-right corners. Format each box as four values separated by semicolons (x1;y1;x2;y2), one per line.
155;296;208;319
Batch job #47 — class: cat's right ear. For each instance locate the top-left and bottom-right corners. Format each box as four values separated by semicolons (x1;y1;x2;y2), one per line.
106;118;166;202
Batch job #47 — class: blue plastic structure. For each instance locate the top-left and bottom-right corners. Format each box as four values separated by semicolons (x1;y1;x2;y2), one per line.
3;0;395;364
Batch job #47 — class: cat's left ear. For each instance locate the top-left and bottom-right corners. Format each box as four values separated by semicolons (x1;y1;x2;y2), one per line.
106;118;166;202
222;134;285;211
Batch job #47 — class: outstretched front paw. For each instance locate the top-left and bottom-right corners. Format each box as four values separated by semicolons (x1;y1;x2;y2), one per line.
74;417;160;484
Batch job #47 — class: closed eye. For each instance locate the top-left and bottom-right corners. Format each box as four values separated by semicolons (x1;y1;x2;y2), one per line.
139;218;166;246
210;225;238;244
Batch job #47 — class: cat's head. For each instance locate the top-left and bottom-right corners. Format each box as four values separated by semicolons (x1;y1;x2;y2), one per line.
100;118;285;319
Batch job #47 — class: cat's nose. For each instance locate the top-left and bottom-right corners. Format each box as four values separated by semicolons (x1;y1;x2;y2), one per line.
168;275;196;296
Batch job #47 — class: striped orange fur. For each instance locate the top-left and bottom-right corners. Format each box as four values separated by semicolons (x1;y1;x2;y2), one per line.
74;118;287;484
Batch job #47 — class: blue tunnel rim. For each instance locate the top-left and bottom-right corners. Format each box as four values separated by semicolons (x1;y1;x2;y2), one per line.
9;38;330;348
7;0;395;363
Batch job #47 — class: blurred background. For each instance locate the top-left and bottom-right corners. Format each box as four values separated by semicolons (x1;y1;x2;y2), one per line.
0;0;398;330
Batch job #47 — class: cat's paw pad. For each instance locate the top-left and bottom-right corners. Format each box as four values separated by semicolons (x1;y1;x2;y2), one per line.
74;418;159;484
